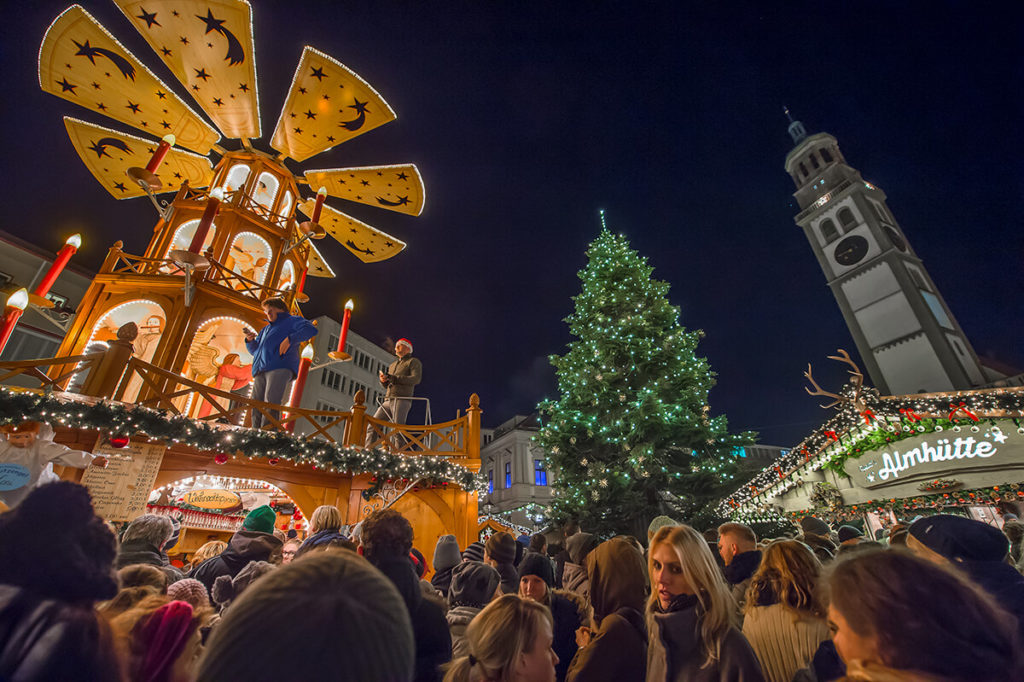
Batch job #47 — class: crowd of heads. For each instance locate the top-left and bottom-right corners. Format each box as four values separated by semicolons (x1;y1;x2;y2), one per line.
1;479;1023;681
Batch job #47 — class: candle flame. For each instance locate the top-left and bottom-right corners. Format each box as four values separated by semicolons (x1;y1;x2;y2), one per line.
162;134;176;146
344;299;354;310
65;234;82;249
301;344;315;360
210;187;225;201
317;186;328;197
6;288;29;311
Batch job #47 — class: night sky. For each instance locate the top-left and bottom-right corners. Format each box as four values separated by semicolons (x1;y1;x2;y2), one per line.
1;2;1020;445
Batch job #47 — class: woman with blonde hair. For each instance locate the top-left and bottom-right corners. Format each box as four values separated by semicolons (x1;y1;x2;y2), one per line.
295;504;347;558
444;594;558;682
188;540;227;572
646;524;764;681
740;540;829;682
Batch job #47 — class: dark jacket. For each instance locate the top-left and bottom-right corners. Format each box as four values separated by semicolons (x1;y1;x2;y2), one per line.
0;585;122;682
552;590;587;682
385;354;423;398
373;556;452;682
245;312;317;377
567;539;648;682
430;565;455;598
958;559;1024;644
190;529;282;592
294;528;347;558
494;561;519;595
723;550;762;611
116;538;185;584
647;595;766;682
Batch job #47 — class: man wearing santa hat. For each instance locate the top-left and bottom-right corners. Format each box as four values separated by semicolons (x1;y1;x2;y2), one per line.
365;338;422;448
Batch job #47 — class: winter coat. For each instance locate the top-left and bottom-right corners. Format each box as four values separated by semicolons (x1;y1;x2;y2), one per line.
801;535;836;564
446;605;481;659
956;558;1024;644
190;529;282;592
494;561;519;595
0;584;122;682
563;561;590;602
115;538;185;584
723;550;762;614
741;602;829;682
551;590;587;682
567;539;648;682
372;556;452;682
0;424;98;509
430;565;455;598
647;595;766;682
244;312;317;377
384;354;423;398
294;528;347;558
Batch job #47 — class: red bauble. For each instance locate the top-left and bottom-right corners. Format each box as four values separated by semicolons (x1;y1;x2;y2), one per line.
268;458;280;466
109;435;130;449
293;510;303;520
214;453;229;465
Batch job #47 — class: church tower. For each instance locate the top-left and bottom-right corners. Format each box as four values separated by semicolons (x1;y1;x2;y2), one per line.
783;111;985;395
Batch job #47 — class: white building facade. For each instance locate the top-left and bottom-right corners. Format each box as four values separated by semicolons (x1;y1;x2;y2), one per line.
480;414;552;528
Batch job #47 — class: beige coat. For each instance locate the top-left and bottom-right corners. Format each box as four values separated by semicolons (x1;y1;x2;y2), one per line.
741;603;829;682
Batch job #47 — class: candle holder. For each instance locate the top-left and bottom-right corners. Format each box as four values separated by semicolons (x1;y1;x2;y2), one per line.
169;249;211;307
126;165;163;191
327;349;352;361
285;220;327;254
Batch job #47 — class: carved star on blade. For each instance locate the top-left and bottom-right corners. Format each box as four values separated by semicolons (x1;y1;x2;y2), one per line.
91;81;101;90
155;90;166;99
88;141;111;158
180;36;189;45
113;182;128;192
160;46;172;57
326;136;335;142
304;110;316;120
173;172;183;179
160;120;171;129
238;83;249;92
57;78;77;94
213;97;224;106
137;8;160;28
293;127;303;134
298;87;307;95
194;68;211;81
192;84;200;92
126;100;141;113
360;180;370;186
396;172;408;180
96;102;107;110
309;66;327;81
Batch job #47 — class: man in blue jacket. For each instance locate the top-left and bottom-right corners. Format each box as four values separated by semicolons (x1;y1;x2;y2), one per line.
244;298;318;429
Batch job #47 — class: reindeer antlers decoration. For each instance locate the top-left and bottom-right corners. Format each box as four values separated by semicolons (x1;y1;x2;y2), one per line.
804;348;867;410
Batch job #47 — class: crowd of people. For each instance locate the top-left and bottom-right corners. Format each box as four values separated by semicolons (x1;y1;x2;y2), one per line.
1;480;1023;681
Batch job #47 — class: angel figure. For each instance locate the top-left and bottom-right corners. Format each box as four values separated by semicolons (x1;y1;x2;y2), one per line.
0;421;108;510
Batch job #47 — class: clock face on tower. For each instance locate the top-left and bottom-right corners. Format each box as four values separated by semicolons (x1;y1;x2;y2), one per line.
885;226;907;252
833;235;869;266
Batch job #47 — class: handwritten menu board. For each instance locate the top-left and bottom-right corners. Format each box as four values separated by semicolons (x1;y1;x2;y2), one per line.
81;438;166;521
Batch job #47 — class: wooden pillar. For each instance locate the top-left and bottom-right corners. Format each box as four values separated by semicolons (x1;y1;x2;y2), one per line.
466;393;482;464
347;390;367;447
81;323;137;399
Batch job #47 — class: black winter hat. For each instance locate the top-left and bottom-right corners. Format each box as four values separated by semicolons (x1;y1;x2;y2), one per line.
908;514;1009;563
448;561;501;609
0;481;118;602
837;525;863;543
485;532;517;565
517;552;554;587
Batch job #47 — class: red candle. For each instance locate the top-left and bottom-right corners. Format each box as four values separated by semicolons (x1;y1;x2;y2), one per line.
295;267;308;297
285;345;315;432
33;234;81;299
336;299;354;355
188;187;224;253
310;186;328;224
0;288;29;356
145;134;176;173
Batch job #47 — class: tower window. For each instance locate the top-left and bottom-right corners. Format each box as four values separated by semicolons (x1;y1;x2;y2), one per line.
505;461;512;488
820;219;839;243
799;162;809;177
220;163;250;196
838;207;857;230
809;154;820;169
488;469;494;494
534;459;547;486
820;148;833;163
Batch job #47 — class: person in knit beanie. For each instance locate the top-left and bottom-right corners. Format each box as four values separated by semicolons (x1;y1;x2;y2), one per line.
516;548;586;682
484;532;519;594
446;561;501;657
461;540;485;563
431;535;461;598
167;578;210;609
211;560;276;612
0;481;122;681
199;551;415;682
190;506;282;592
798;516;836;562
837;525;864;546
647;515;679;541
113;596;210;682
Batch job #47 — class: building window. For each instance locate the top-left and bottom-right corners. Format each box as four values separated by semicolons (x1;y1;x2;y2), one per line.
328;334;338;350
798;162;808;177
505;462;511;489
809;153;820;169
534;460;547;486
488;469;494;494
820;219;839;243
819;148;833;163
838;207;857;231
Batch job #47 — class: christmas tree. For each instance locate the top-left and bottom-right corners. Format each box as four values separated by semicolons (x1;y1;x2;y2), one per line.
536;217;753;538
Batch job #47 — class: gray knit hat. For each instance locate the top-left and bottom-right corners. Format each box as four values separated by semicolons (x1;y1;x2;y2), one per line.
800;516;832;537
449;561;501;609
461;541;485;563
432;535;461;573
212;560;276;609
647;515;679;539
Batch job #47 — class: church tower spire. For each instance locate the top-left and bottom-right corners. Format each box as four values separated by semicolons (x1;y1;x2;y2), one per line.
783;119;986;395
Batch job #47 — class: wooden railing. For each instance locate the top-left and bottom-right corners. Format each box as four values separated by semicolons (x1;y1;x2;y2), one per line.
0;351;480;461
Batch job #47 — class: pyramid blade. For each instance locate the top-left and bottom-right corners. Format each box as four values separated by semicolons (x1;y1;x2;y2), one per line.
304;164;425;216
297;199;406;264
111;0;260;140
305;240;335;278
270;46;396;162
64;117;213;199
39;5;220;154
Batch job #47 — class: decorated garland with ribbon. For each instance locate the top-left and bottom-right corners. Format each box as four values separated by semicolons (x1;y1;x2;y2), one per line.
0;388;487;492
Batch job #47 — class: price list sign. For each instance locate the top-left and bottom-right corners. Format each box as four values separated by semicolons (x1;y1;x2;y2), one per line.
81;438;166;521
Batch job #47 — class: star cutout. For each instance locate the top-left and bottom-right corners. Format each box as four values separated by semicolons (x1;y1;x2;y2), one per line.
229;93;235;99
322;94;330;101
349;98;369;115
96;102;107;110
65;63;72;69
194;68;211;81
355;195;362;200
310;66;327;81
293;127;303;134
238;83;249;92
298;86;307;95
137;8;160;28
173;172;183;179
376;171;383;176
349;228;357;233
155;90;167;99
140;120;148;127
88;140;111;158
180;36;190;45
207;42;213;48
385;241;394;247
337;178;346;184
91;81;101;90
396;171;408;180
304;110;316;119
326;135;335;143
212;97;224;106
171;9;179;16
160;46;172;57
289;113;296;118
197;9;226;34
394;196;410;205
126;100;141;113
56;77;77;94
113;182;128;192
360;180;370;186
192;84;200;92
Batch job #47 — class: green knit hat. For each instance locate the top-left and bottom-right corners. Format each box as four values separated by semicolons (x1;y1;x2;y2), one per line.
242;505;277;534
